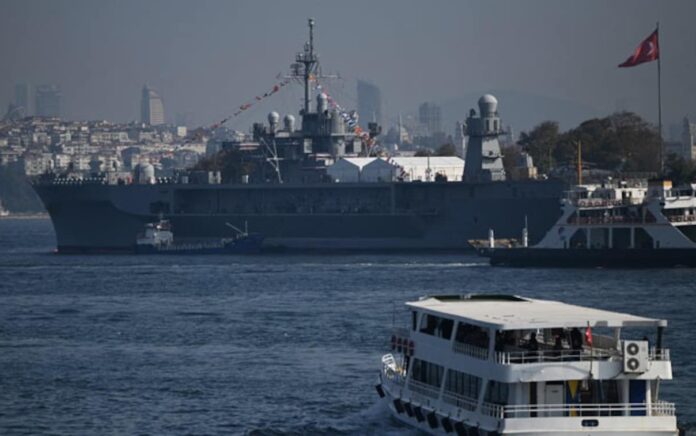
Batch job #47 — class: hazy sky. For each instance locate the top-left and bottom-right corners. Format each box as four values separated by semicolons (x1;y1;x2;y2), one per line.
1;0;695;133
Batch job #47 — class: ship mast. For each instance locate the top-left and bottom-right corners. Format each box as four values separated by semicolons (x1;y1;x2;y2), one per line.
297;18;318;114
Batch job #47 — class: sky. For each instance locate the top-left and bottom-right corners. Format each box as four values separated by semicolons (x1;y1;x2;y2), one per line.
1;0;695;134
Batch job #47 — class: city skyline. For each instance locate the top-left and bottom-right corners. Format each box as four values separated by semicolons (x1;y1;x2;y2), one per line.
1;1;695;133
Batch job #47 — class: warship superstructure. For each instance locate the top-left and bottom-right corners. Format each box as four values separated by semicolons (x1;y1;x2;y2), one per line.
32;19;565;253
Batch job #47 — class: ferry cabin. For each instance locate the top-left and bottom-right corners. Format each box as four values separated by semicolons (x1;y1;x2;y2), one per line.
378;295;676;435
537;180;696;251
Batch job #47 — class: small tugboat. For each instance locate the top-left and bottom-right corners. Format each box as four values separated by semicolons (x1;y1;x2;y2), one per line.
477;179;696;267
135;220;264;254
376;294;679;435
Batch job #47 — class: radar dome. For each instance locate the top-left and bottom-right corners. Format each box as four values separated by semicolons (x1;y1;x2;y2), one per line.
267;111;280;125
283;114;295;131
478;94;498;116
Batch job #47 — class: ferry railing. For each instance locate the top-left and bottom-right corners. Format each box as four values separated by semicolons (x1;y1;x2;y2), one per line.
442;391;478;412
407;379;441;399
495;348;616;365
480;401;505;419
568;216;649;225
666;215;696;223
573;198;642;208
452;341;489;360
501;402;676;418
650;347;671;361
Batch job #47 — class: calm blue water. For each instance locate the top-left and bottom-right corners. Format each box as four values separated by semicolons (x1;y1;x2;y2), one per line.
0;218;694;435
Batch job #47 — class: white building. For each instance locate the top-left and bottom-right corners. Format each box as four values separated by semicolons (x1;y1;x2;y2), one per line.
361;156;465;182
326;157;376;182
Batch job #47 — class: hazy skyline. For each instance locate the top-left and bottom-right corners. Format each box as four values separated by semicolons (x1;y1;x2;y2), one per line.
1;0;695;133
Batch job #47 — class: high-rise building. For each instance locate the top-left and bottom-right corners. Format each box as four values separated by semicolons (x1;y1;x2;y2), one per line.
35;84;62;117
681;117;696;160
14;83;30;116
418;102;442;136
141;85;165;126
356;80;382;130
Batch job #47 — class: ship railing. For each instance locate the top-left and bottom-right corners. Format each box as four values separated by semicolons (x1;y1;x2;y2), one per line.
407;379;441;399
666;215;696;223
452;341;489;360
495;347;616;365
650;347;670;361
480;401;505;419
573;198;642;208
500;401;676;418
442;391;478;412
568;216;647;225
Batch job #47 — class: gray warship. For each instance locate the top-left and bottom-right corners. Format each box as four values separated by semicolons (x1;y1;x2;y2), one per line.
32;19;565;253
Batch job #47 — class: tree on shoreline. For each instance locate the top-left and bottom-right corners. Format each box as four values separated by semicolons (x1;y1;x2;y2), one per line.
518;112;661;175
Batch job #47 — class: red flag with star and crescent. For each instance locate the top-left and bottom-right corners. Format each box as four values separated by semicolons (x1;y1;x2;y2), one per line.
619;29;659;68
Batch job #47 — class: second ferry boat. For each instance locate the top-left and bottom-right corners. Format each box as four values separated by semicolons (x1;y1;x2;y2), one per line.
376;294;678;435
479;179;696;267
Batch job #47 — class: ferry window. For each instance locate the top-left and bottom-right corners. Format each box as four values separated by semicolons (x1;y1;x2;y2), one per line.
419;314;454;340
412;311;418;331
454;322;489;349
484;380;509;405
411;358;444;388
445;369;481;400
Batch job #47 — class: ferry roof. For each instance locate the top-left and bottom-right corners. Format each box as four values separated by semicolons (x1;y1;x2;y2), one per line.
408;294;667;330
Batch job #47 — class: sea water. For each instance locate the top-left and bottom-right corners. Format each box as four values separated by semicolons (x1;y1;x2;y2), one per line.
0;218;693;435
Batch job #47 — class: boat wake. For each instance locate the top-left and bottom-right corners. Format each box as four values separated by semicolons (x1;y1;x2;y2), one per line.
244;400;418;435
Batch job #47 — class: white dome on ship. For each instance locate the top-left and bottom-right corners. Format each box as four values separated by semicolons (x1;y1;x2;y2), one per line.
478;94;498;116
267;111;280;125
283;114;295;131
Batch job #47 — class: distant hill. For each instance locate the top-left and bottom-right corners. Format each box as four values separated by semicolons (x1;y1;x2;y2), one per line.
439;90;597;137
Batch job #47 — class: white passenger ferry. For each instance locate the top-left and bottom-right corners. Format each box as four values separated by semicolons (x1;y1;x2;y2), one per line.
376;294;679;435
481;179;696;267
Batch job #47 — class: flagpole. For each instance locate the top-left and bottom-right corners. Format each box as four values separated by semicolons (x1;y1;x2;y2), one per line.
657;21;663;174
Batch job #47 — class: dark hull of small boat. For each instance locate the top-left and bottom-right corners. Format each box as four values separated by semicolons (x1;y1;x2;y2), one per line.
135;234;265;255
482;247;696;268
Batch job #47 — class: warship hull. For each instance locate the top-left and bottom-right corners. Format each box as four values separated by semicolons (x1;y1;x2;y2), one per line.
33;179;565;253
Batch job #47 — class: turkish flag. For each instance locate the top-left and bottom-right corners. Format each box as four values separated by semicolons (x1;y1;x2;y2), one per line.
585;324;593;347
619;29;659;68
